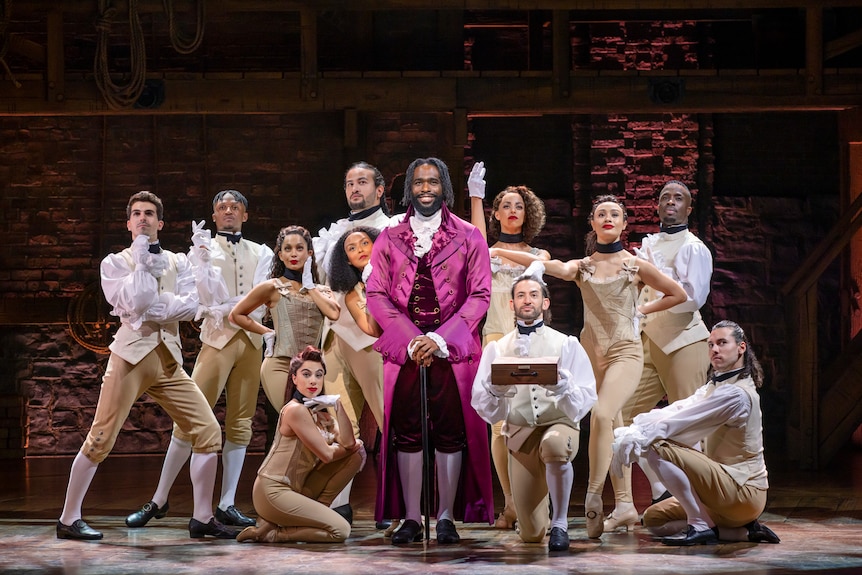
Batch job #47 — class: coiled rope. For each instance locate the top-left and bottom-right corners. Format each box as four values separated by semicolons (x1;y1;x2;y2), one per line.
94;0;146;110
163;0;205;55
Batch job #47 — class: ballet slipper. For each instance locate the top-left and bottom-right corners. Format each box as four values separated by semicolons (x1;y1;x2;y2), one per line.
585;492;604;539
603;501;639;532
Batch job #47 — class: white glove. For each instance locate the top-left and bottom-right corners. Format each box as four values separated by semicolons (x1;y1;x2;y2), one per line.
263;331;276;358
190;220;212;264
194;302;232;331
487;381;516;399
467;161;486;199
143;301;168;323
515;259;546;284
543;368;568;396
131;234;151;268
361;263;373;284
611;426;647;478
147;252;168;278
301;257;315;291
303;394;340;412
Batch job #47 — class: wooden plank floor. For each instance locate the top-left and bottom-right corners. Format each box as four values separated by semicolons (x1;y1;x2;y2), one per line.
1;447;861;575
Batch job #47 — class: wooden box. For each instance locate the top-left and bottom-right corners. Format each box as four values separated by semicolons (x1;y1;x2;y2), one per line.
491;356;558;386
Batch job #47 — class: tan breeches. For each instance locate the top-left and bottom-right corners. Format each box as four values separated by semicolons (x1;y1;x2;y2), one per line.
252;451;362;543
260;356;292;410
621;335;709;425
81;344;221;463
174;332;261;446
482;332;513;505
509;424;579;542
641;441;767;529
582;337;643;495
322;332;384;437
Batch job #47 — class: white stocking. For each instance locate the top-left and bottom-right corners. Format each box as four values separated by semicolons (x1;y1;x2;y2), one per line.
153;435;192;507
638;456;668;500
189;451;217;523
435;450;462;522
646;449;711;531
397;450;423;523
60;452;98;525
218;440;246;510
546;461;573;531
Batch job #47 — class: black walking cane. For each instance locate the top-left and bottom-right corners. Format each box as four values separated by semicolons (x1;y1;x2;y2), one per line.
419;363;433;542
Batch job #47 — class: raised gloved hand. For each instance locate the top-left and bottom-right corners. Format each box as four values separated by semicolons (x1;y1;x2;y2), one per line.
467;161;486;199
361;262;373;284
301;257;315;291
303;394;340;412
190;220;212;264
263;331;276;358
515;259;546;284
131;234;151;268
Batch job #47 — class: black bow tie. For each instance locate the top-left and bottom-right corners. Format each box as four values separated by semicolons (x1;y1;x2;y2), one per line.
517;321;543;336
148;242;161;254
659;223;688;235
710;367;744;384
217;232;242;244
348;205;382;221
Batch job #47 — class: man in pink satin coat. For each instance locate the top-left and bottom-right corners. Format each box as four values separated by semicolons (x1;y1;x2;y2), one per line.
366;157;493;545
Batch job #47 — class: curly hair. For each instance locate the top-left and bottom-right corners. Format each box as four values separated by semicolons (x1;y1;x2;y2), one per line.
328;226;380;293
487;185;547;244
269;225;319;283
127;191;163;221
584;194;627;255
212;189;248;210
401;157;454;209
284;345;327;404
710;320;765;388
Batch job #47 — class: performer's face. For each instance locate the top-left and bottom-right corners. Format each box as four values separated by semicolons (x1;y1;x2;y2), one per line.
410;164;444;216
344;231;374;270
590;201;627;243
345;167;384;212
293;360;325;399
707;327;746;372
126;201;164;242
279;233;311;272
657;183;692;226
494;191;525;234
511;279;549;324
212;193;248;233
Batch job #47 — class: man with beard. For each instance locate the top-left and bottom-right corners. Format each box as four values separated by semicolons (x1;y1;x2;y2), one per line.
606;180;714;531
311;162;397;525
366;157;493;545
471;266;596;551
125;189;273;530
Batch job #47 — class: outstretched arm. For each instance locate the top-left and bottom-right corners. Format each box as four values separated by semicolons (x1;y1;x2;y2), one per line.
491;248;583;282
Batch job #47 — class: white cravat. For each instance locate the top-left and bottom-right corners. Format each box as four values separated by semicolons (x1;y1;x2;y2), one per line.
409;209;442;258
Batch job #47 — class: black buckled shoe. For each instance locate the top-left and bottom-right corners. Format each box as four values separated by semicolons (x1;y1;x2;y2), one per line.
661;525;719;546
125;500;169;528
214;505;256;527
189;517;239;539
548;526;570;551
331;504;353;526
436;518;460;545
391;519;423;545
57;519;103;540
745;519;780;544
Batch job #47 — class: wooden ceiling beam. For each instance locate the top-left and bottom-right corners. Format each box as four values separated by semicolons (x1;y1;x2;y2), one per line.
2;70;860;115
11;1;862;14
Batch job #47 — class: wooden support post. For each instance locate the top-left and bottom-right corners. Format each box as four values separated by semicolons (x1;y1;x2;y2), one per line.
300;9;318;101
552;10;571;100
46;10;64;102
806;6;823;98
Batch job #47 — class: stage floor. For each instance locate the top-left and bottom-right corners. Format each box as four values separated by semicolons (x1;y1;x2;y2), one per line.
1;448;861;575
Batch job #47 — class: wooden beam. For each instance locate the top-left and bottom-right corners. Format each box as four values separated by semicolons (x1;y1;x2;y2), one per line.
552;10;571;99
300;9;318;101
14;1;862;14
826;26;862;61
46;10;65;103
2;70;862;116
806;6;823;97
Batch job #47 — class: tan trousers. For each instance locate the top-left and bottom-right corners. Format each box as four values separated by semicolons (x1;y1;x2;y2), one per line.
252;451;362;543
509;424;580;542
482;332;514;513
582;337;643;494
622;335;709;425
81;343;221;463
642;440;767;529
322;332;384;437
261;356;292;410
174;331;261;446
